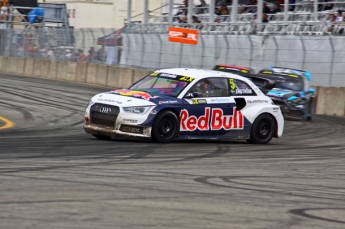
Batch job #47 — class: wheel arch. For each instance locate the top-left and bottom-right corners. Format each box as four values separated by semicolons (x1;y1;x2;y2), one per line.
258;112;279;138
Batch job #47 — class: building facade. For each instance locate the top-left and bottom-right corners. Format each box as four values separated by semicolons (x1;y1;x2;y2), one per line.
37;0;164;28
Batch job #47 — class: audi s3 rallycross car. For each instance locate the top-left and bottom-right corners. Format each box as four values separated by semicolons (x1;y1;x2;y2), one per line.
256;67;316;120
84;68;284;144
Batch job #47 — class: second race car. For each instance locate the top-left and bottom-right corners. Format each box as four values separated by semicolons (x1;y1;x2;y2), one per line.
84;68;284;144
257;67;316;120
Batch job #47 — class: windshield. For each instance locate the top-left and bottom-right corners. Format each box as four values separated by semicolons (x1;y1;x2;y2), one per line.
129;73;193;97
275;78;303;91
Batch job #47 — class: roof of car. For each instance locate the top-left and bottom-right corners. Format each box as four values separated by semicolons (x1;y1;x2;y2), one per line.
157;68;250;81
215;64;251;71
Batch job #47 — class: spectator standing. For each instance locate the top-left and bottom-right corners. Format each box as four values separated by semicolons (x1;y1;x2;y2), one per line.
195;0;209;14
328;12;336;33
77;49;86;63
336;10;343;22
65;49;72;61
271;2;282;14
46;48;55;60
263;3;271;14
216;4;230;22
324;0;334;11
97;46;106;62
0;2;9;21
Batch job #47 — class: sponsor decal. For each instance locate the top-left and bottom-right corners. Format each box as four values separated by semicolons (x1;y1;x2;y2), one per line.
191;99;207;104
159;100;178;104
235;88;252;94
113;89;159;101
273;107;280;112
120;125;144;134
150;72;194;82
97;98;122;104
123;119;138;123
180;107;244;131
168;26;198;45
229;78;237;93
247;100;269;103
159;73;177;78
209;98;230;103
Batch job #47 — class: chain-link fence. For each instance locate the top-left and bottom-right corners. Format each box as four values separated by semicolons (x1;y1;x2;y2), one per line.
122;23;345;87
0;27;122;65
0;24;344;87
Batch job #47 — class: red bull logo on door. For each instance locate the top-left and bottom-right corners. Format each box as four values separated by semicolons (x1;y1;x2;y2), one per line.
113;89;159;101
180;107;244;131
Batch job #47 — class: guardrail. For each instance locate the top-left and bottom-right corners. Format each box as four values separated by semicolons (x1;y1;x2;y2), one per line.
0;56;344;117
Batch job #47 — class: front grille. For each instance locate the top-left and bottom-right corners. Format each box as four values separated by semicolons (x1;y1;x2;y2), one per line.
90;103;120;129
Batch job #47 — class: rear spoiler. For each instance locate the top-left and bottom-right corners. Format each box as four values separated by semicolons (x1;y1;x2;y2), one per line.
243;74;276;94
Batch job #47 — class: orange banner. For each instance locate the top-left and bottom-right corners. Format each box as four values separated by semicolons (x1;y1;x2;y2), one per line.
168;27;198;45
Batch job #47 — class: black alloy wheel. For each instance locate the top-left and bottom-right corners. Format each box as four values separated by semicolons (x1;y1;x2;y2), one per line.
152;110;179;143
247;114;276;144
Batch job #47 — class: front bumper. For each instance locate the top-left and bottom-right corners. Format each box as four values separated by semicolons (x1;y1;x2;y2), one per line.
84;124;152;139
272;100;307;120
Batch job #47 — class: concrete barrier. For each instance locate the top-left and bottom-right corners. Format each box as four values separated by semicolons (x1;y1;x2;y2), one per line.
39;60;50;78
118;67;134;88
106;66;120;88
133;69;148;84
47;60;56;79
33;59;42;77
9;57;17;73
316;87;345;116
86;63;98;85
24;58;34;76
96;65;108;86
16;58;25;75
76;62;87;83
56;62;68;81
67;62;77;82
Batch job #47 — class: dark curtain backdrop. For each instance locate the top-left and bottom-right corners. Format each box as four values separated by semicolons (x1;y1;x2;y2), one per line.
10;0;38;15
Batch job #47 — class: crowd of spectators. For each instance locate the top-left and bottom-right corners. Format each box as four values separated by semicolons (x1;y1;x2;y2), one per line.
173;0;344;26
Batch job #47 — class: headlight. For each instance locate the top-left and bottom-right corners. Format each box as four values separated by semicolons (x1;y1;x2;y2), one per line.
122;106;153;114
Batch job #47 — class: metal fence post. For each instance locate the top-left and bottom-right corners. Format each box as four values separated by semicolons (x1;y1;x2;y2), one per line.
200;35;205;68
157;33;163;69
247;35;253;68
140;31;145;68
224;34;229;65
328;35;335;86
81;28;86;54
178;43;183;67
299;35;306;70
272;35;278;66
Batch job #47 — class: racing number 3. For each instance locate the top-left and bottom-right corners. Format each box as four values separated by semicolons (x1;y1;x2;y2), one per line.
229;78;237;93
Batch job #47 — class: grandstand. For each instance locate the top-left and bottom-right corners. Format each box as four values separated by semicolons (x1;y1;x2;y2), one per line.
130;0;345;36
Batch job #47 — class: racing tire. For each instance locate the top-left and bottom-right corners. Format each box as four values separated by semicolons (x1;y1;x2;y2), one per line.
92;134;111;140
306;97;315;121
152;110;179;143
247;114;276;144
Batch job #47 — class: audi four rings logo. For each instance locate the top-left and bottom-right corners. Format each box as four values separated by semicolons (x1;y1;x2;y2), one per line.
100;107;112;113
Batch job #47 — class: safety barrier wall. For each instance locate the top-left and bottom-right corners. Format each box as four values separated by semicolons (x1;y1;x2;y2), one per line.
0;56;344;117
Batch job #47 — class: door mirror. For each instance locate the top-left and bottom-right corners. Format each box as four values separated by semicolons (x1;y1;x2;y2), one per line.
184;92;203;99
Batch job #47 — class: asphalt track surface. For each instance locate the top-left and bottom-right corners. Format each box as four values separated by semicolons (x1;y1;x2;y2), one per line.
0;73;345;229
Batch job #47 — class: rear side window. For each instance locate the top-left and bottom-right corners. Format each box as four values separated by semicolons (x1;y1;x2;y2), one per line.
229;78;257;96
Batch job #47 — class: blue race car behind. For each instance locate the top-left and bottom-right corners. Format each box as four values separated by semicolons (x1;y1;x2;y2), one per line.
256;67;316;121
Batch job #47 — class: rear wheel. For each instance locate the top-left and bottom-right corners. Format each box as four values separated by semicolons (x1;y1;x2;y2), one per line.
92;134;111;140
247;114;276;144
152;110;179;143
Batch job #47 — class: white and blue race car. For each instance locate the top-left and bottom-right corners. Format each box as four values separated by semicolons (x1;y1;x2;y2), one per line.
84;68;284;144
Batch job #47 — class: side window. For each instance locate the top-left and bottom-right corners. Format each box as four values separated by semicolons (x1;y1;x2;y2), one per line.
187;78;228;98
229;78;257;96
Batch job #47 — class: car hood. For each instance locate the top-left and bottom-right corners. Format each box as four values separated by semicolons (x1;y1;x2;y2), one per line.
91;89;181;107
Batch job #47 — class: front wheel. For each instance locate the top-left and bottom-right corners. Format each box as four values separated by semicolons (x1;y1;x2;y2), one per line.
152;110;179;143
247;114;276;144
